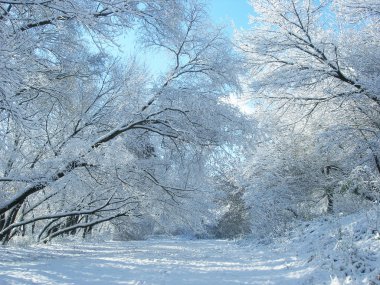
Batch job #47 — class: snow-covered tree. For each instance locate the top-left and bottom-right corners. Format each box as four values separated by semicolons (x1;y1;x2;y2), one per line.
236;0;380;235
0;0;250;243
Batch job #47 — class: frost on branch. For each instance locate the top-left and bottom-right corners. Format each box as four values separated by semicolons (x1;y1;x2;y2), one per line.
0;0;251;244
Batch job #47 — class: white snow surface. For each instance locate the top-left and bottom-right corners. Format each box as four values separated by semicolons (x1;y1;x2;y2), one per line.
0;211;379;285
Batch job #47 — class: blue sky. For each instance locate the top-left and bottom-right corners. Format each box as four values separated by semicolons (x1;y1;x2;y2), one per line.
109;0;253;75
208;0;252;30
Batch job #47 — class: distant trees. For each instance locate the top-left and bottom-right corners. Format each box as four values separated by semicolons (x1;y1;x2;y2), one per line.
213;181;251;239
0;0;249;244
237;0;380;236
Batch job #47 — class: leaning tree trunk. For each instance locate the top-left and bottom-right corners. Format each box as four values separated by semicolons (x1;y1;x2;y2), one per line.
0;202;23;244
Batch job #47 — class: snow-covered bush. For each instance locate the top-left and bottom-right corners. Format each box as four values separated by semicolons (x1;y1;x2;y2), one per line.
327;213;380;284
339;166;380;204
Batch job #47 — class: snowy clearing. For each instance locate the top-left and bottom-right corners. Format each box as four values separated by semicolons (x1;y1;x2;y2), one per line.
0;239;318;285
1;211;379;285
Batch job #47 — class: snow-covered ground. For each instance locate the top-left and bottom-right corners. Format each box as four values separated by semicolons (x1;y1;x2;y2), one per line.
0;239;306;285
0;211;379;285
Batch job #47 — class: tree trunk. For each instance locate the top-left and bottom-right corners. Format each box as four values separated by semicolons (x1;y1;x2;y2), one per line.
0;202;23;244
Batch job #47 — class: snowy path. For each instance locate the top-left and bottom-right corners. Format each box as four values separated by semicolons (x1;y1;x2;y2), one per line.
0;239;316;285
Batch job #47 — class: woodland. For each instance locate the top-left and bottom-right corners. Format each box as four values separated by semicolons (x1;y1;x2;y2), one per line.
0;0;379;249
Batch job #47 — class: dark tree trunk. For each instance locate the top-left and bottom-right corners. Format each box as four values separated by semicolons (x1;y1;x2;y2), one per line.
0;202;23;244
